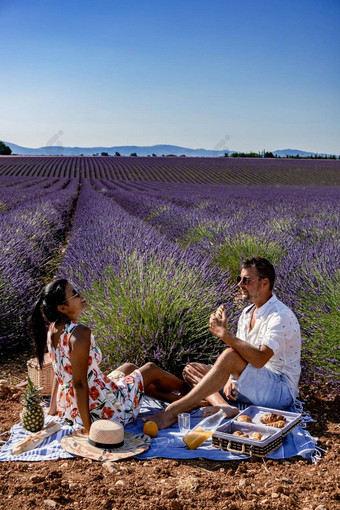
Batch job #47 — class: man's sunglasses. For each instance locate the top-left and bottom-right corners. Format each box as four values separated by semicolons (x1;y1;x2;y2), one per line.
237;276;265;285
64;288;80;302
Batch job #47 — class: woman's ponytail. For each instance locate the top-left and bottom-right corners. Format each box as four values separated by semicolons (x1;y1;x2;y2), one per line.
30;296;47;368
30;279;68;368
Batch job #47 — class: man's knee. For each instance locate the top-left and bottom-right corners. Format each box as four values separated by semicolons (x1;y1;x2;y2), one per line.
216;348;247;373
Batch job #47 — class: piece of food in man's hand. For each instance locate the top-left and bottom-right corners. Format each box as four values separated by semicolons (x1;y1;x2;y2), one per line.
215;304;225;319
236;414;252;423
260;413;286;424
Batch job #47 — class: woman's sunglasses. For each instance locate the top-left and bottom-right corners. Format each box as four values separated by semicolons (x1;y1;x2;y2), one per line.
64;288;80;302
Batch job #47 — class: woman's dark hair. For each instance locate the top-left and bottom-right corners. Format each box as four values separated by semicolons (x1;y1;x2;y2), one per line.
30;279;68;368
242;257;276;290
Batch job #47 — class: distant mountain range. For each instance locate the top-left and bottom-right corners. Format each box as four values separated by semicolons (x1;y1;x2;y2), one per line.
2;141;338;158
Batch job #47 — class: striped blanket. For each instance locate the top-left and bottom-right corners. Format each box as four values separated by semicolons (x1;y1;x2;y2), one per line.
0;399;318;462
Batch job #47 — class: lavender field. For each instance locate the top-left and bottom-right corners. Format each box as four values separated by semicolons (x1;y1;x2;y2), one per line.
0;168;339;393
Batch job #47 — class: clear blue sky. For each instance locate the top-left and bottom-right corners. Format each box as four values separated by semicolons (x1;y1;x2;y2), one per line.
1;0;339;153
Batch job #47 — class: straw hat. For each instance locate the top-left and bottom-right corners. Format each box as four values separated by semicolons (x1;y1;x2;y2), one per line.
61;420;150;461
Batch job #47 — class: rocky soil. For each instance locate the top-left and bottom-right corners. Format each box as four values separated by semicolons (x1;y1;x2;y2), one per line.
0;350;339;510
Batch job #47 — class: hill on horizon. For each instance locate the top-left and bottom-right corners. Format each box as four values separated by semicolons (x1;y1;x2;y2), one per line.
3;141;338;158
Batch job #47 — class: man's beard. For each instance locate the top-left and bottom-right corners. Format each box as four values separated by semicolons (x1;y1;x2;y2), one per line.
240;289;251;301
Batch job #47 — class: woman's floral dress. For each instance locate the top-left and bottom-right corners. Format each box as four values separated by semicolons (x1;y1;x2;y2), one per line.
47;321;144;427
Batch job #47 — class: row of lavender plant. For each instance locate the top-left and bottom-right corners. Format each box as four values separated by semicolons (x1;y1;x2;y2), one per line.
90;180;340;387
0;178;79;350
0;177;73;213
59;179;239;376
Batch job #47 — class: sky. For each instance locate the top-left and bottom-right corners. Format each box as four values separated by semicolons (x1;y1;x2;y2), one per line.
1;0;339;153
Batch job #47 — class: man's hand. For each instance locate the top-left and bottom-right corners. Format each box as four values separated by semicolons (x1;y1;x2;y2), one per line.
223;379;237;401
209;309;228;340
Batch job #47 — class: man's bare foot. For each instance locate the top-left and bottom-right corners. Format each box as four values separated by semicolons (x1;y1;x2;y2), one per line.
202;405;239;418
142;409;178;430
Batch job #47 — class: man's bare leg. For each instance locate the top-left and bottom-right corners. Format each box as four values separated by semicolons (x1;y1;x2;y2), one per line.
144;348;247;429
183;362;239;417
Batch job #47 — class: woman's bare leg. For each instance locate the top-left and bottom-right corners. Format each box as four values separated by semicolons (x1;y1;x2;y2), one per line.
143;383;183;403
116;362;138;375
139;362;186;402
116;362;186;403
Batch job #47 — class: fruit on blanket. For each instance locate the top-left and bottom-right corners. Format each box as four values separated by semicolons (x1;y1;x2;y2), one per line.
21;376;44;432
143;421;158;438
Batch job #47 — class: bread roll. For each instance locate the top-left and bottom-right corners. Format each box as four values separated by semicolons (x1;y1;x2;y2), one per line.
233;430;243;436
250;432;262;440
236;415;252;423
12;422;61;455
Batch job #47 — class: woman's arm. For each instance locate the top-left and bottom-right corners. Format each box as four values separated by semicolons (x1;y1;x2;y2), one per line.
69;326;92;433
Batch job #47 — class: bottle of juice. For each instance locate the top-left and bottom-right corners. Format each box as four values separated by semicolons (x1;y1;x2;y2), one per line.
183;409;227;450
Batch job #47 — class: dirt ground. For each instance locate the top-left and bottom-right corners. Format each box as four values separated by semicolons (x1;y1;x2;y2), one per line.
0;350;339;510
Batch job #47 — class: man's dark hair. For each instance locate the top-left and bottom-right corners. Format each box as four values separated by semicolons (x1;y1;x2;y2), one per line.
242;257;276;290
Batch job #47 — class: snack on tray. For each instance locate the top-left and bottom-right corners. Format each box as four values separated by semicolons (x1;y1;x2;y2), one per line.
260;413;286;425
236;415;252;423
250;432;262;440
267;420;286;429
232;430;250;438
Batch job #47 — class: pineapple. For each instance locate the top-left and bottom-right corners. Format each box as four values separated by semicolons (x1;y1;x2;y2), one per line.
21;376;45;432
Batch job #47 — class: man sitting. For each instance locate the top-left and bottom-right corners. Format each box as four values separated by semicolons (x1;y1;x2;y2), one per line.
148;257;301;429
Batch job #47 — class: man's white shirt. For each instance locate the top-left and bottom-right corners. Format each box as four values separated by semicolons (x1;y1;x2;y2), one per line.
236;293;301;399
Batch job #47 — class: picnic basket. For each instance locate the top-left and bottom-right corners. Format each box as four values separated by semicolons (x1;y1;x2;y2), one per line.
212;406;302;458
27;352;54;396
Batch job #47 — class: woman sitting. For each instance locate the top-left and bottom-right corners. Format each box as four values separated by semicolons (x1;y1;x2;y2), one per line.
31;279;187;433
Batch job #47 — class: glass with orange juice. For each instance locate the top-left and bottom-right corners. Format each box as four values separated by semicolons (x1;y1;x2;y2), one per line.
182;409;226;450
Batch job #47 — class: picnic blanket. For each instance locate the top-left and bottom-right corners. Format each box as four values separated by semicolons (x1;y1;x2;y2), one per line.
0;399;318;463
